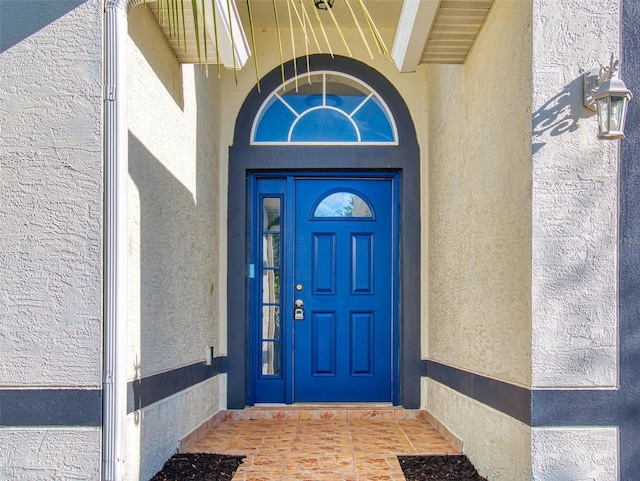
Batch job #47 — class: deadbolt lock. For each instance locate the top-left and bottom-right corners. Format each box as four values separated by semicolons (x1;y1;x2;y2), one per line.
294;299;304;320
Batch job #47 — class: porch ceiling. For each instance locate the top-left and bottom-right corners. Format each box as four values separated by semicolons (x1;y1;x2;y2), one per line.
144;0;403;67
143;0;494;72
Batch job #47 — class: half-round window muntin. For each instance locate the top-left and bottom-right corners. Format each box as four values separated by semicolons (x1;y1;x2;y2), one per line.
251;71;398;145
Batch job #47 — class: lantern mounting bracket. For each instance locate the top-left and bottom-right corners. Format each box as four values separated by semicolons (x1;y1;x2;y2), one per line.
581;56;621;112
581;67;600;112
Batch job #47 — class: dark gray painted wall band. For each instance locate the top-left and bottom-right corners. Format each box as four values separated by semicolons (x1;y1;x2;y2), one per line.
619;2;640;479
0;358;227;426
423;361;629;428
531;389;621;427
0;389;102;427
127;357;227;413
423;360;531;425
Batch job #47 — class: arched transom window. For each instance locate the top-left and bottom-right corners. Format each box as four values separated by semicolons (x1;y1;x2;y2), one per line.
251;71;398;145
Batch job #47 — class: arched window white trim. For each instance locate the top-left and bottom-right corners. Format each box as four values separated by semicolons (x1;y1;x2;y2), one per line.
251;71;398;145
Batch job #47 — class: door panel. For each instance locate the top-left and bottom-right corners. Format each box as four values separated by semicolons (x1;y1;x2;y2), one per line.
351;311;374;375
311;311;337;375
293;178;394;402
352;234;373;293
312;234;336;294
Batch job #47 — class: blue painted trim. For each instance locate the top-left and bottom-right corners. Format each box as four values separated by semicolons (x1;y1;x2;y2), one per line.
391;171;401;406
249;177;288;404
127;357;227;413
0;389;102;427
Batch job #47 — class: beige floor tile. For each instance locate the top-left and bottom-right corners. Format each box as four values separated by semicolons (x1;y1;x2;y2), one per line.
185;408;461;481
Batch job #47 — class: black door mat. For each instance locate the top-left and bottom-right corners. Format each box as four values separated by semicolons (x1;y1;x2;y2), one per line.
149;453;245;481
398;455;488;481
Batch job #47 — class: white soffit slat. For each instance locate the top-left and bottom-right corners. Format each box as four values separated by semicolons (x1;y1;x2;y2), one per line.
392;0;495;68
422;0;494;64
391;0;441;73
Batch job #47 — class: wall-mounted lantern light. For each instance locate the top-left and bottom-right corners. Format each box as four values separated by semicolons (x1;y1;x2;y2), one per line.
583;56;633;140
314;0;334;9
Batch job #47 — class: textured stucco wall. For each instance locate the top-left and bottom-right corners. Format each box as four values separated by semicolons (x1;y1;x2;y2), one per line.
426;0;533;387
0;1;103;479
127;6;224;480
531;0;619;389
0;429;102;480
127;5;221;379
423;379;531;481
424;1;533;478
126;378;221;481
529;0;621;477
532;427;618;481
0;0;103;387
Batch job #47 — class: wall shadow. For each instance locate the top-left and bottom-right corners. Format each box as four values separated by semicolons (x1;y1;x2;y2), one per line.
128;5;184;110
532;76;594;154
0;0;84;52
128;63;219;479
128;131;198;372
128;131;197;480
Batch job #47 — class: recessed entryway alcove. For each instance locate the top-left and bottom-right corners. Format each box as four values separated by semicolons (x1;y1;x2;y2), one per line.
227;54;420;408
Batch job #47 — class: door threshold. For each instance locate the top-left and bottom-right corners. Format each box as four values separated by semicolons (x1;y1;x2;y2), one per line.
229;404;430;422
251;403;395;409
245;404;407;418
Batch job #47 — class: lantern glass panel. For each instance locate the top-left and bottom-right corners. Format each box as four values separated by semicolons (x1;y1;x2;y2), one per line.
597;97;610;133
610;96;626;132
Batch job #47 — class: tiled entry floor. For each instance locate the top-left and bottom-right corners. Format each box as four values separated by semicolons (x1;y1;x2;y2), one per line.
183;406;461;481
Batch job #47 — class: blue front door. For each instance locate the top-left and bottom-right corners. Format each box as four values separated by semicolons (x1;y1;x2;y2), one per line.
293;178;394;401
250;174;397;403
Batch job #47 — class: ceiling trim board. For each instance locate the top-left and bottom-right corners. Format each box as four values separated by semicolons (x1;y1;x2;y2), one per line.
391;0;441;73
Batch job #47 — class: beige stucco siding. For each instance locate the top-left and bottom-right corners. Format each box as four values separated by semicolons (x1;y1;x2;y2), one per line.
0;429;102;480
426;0;533;388
424;378;531;481
529;0;621;478
126;377;222;481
